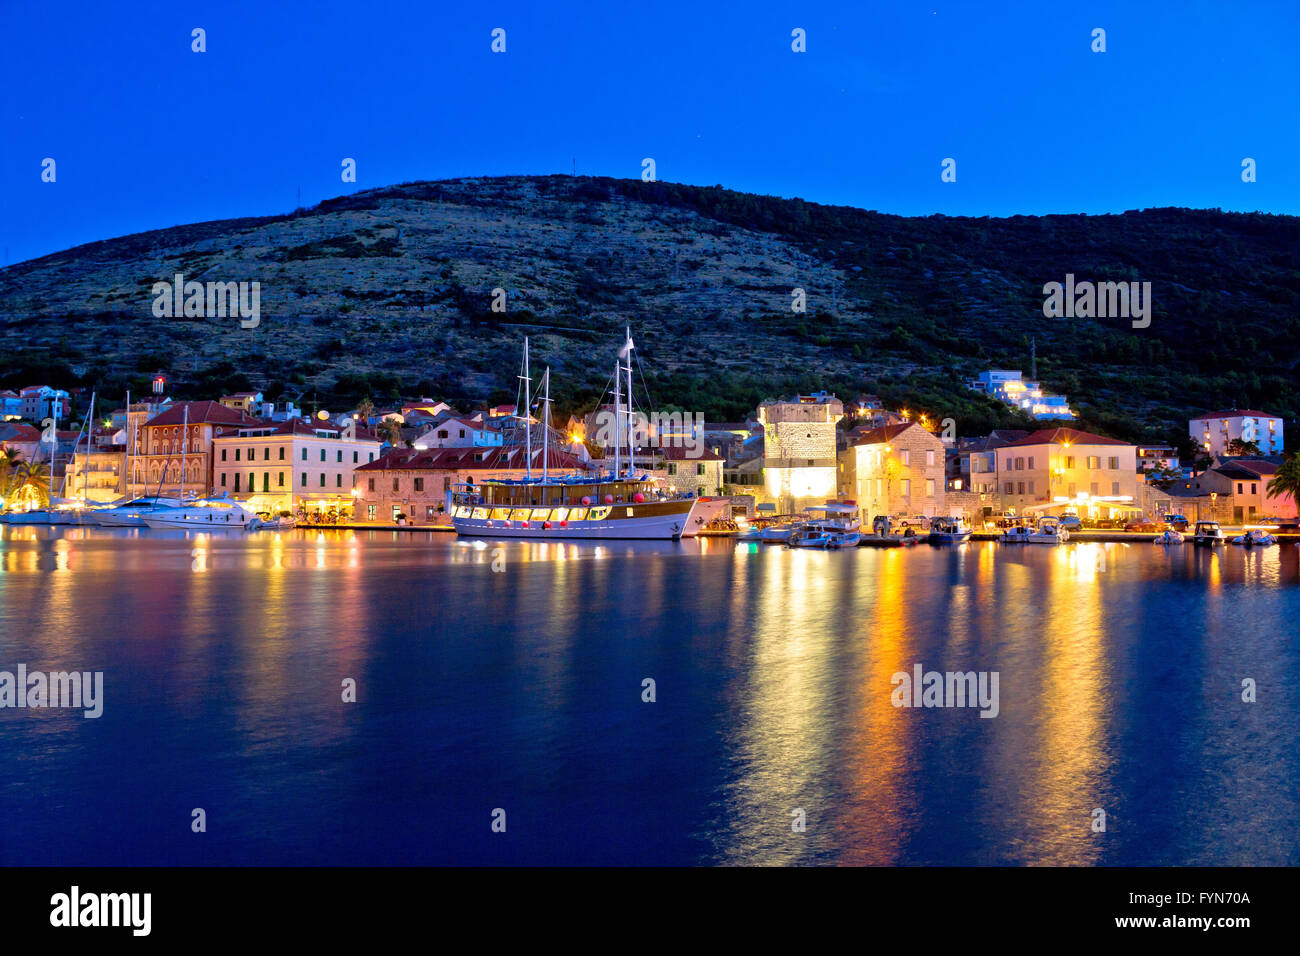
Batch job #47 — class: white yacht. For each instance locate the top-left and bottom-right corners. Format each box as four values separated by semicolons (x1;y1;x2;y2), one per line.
141;494;258;530
92;496;188;527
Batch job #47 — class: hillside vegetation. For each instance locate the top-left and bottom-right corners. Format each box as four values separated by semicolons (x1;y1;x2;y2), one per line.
3;175;1298;451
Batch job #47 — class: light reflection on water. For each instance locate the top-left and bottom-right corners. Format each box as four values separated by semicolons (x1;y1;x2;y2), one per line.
1;527;1298;865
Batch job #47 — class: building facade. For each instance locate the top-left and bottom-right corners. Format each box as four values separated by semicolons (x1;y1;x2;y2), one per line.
758;392;844;511
993;427;1138;518
211;419;381;515
353;446;590;524
1189;409;1284;457
127;401;264;498
838;422;946;521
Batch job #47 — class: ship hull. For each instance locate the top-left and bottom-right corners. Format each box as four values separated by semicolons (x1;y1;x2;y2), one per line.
454;503;697;541
2;510;74;525
680;497;730;536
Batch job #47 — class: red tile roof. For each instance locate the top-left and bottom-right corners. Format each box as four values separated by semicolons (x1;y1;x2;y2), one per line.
1193;409;1279;420
144;401;264;427
357;446;590;472
850;423;918;446
1002;427;1130;448
0;423;41;443
219;418;381;441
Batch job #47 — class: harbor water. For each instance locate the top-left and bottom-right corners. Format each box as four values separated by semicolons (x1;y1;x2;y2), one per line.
1;526;1297;865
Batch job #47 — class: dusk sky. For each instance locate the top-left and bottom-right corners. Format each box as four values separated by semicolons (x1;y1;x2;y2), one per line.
2;0;1297;265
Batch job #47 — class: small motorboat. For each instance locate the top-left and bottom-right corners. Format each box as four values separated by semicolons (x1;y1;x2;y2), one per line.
999;517;1032;543
1153;529;1184;545
1231;528;1277;547
1014;515;1069;544
788;522;859;549
250;514;297;531
738;521;801;544
1191;521;1226;546
788;524;833;548
928;516;973;544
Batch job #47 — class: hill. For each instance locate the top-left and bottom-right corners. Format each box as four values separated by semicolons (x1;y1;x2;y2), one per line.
3;175;1298;451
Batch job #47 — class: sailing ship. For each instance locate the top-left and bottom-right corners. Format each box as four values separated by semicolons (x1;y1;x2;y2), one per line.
450;332;702;541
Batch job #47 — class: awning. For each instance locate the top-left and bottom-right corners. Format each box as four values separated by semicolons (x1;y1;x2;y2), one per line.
1024;497;1143;513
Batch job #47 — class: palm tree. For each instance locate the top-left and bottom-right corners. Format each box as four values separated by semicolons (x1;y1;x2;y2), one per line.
0;447;20;506
377;418;402;447
10;460;51;509
357;397;376;425
1266;454;1300;512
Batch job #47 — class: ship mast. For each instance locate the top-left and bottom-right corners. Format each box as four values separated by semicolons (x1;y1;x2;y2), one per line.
612;359;620;480
518;337;532;482
179;404;187;501
623;326;635;479
82;391;95;503
125;389;131;499
541;367;551;483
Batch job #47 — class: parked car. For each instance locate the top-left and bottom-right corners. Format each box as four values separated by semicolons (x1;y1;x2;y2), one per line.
1124;519;1164;533
1164;514;1190;532
1084;517;1125;530
893;514;931;530
1059;514;1083;531
1258;515;1299;531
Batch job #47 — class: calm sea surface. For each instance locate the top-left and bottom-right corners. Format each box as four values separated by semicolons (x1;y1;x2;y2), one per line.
1;526;1298;865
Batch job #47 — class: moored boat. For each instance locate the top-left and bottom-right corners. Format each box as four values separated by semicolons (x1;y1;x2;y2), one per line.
1231;527;1277;547
1191;521;1226;546
92;496;188;527
249;514;297;531
928;515;973;544
1153;529;1184;545
1004;515;1069;544
140;494;258;530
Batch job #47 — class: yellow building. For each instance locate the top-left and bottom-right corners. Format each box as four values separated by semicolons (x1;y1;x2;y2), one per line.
839;422;946;521
212;418;382;516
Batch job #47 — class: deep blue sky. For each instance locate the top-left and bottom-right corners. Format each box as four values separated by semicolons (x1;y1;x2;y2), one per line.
2;0;1297;265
